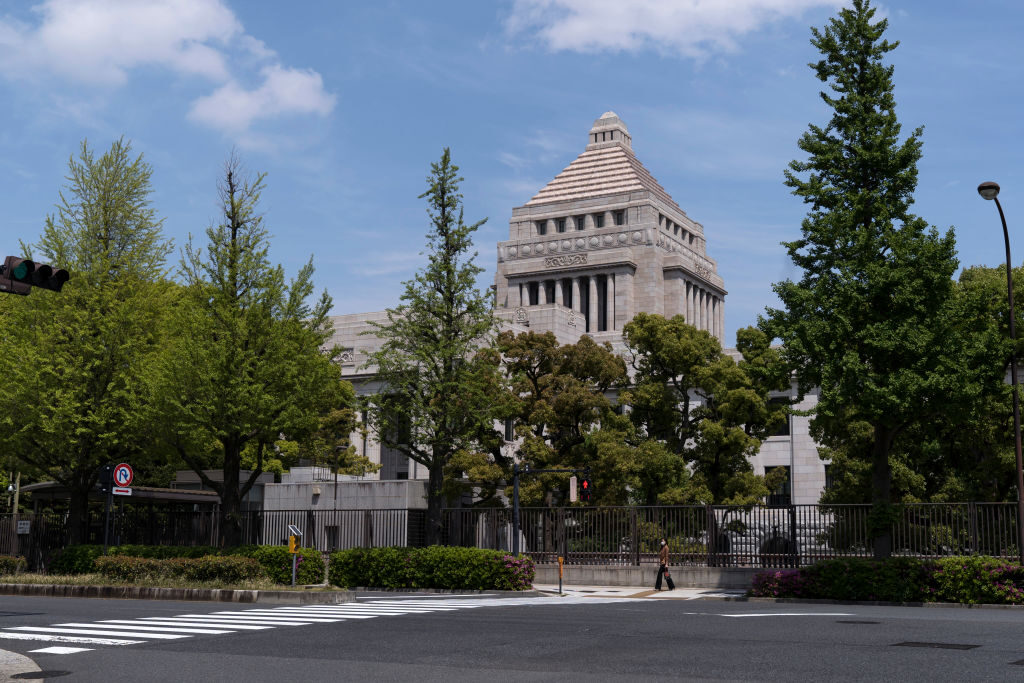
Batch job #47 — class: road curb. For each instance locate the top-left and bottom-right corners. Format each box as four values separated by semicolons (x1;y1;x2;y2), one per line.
0;582;355;604
352;587;544;596
711;595;1024;610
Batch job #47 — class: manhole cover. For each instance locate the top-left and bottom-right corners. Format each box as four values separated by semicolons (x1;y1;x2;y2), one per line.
11;672;72;680
837;620;880;624
892;642;979;650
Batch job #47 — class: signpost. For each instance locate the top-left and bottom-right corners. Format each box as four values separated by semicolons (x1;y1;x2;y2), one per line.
16;520;30;535
287;524;303;586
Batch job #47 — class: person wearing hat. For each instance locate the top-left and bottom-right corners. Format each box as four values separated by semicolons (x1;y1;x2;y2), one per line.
655;538;675;591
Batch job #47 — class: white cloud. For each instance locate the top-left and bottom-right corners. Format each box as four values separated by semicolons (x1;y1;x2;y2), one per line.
188;65;336;134
0;0;335;137
505;0;842;58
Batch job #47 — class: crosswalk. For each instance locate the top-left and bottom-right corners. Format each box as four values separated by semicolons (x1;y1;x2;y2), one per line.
1;595;614;656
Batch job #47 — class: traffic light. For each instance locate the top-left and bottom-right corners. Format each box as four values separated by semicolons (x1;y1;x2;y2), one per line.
96;464;114;494
0;256;70;296
580;477;593;503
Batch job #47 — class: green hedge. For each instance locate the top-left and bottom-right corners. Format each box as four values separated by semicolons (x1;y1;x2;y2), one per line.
0;555;27;576
328;546;535;591
227;545;325;585
49;544;325;585
95;555;265;584
750;556;1024;605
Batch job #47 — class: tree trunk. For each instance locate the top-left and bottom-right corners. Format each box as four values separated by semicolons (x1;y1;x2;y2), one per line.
426;463;445;546
219;447;242;547
871;426;893;559
67;486;91;545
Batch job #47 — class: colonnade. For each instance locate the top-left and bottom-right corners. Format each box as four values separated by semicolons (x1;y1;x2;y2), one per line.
683;279;724;341
511;273;617;333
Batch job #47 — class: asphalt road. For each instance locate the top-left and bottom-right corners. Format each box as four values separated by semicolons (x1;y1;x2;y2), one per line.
2;593;1024;681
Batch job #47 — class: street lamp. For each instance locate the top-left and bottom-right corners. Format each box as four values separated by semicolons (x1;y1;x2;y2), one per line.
978;181;1024;565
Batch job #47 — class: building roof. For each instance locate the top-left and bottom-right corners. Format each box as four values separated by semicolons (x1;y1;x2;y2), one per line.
524;112;684;213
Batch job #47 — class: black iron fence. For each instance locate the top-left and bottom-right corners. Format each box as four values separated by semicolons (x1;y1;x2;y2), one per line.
441;503;1022;568
2;503;1020;570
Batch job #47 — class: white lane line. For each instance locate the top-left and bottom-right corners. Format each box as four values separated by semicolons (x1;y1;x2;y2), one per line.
292;606;455;612
135;619;271;630
5;627;188;640
84;622;236;635
719;612;855;618
172;615;314;626
0;633;142;646
28;646;93;654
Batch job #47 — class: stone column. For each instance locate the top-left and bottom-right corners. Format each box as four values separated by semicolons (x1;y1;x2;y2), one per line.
718;299;725;343
699;288;706;331
608;273;616;330
711;296;718;339
614;267;634;330
573;277;582;312
588;276;598;334
690;282;697;326
511;280;522;308
554;279;563;308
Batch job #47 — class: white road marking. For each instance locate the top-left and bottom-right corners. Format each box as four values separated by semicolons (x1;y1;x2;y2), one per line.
173;615;314;626
0;633;142;646
28;646;92;654
83;622;236;635
134;619;271;630
719;612;855;618
6;627;189;640
216;611;342;622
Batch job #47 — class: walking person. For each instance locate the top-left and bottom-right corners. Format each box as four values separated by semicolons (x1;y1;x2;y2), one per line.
655;538;675;591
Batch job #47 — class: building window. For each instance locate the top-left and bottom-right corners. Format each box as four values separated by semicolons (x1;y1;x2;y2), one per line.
674;225;680;237
504;418;515;442
593;213;605;229
667;220;673;232
575;215;586;230
536;220;547;236
768;397;790;437
614;211;625;226
528;282;540;305
557;218;566;233
765;466;792;507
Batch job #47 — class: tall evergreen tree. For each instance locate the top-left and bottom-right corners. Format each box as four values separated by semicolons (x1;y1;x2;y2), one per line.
0;139;173;542
148;155;338;546
364;149;497;545
761;0;959;557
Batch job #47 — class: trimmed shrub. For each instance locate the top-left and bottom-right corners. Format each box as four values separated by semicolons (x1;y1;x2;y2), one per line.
228;545;325;585
750;556;1024;605
109;544;220;560
95;555;165;582
49;545;105;575
95;554;266;584
328;546;535;591
0;555;27;576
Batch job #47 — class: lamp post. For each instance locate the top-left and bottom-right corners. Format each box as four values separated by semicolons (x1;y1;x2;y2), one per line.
978;181;1024;565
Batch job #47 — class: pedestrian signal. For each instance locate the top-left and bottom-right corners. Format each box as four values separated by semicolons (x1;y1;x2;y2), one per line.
288;535;300;553
580;477;593;502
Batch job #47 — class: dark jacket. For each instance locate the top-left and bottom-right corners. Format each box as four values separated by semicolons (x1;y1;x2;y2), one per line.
659;544;669;565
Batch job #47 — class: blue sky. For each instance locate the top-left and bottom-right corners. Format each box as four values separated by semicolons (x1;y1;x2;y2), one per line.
0;0;1021;347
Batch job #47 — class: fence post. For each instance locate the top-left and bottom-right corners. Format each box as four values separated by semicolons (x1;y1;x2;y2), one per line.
789;504;798;567
632;507;640;567
706;505;717;567
968;502;978;555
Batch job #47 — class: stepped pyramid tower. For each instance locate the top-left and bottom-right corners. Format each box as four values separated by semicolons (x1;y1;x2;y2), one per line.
494;112;726;343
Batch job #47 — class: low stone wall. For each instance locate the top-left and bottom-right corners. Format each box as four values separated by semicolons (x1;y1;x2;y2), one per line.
533;564;761;589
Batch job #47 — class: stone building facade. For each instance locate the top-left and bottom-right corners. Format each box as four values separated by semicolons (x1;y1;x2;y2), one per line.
328;112;827;504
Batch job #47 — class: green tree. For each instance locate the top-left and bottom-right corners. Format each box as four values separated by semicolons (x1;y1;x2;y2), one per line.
496;331;628;505
148;156;339;546
761;0;959;557
363;148;497;545
623;313;788;505
0;138;173;542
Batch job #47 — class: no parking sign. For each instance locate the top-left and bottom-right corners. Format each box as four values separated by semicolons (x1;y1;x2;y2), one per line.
113;463;133;487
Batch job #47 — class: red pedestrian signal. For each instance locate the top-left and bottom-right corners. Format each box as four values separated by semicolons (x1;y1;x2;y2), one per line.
581;477;593;502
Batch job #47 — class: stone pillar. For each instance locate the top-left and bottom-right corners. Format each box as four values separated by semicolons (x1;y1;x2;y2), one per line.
573;277;582;313
718;299;725;343
614;267;634;330
690;281;697;326
608;273;616;330
699;288;706;331
554;279;563;308
588;276;598;334
711;296;718;339
511;280;522;308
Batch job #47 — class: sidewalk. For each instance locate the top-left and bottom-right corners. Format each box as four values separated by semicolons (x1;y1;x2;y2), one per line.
532;584;745;600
